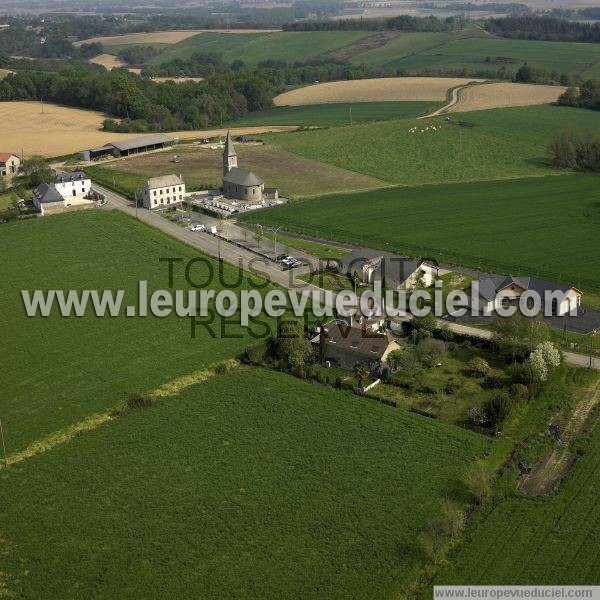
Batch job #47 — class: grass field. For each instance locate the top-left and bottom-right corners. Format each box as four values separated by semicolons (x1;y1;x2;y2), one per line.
150;30;375;66
262;104;600;185
227;101;438;127
0;210;275;453
238;173;600;293
0;366;490;599
432;368;600;587
273;77;479;105
91;142;387;198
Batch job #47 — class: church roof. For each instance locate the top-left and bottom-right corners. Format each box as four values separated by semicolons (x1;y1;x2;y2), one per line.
224;130;236;157
223;167;263;186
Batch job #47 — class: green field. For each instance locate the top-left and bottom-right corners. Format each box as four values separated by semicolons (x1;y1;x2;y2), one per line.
227;101;438;127
103;42;170;56
389;36;600;76
0;367;489;599
0;211;273;453
262;105;600;186
150;31;375;66
432;368;600;587
238;173;600;293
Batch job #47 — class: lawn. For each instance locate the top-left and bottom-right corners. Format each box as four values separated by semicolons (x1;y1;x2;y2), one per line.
259;230;351;261
226;101;438;127
150;31;376;66
0;367;490;599
238;173;600;293
431;367;600;587
0;211;276;453
261;104;600;186
91;143;386;199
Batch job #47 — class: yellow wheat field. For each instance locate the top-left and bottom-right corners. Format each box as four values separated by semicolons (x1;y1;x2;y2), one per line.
89;53;128;70
450;82;567;113
274;77;483;105
0;101;296;157
74;29;281;47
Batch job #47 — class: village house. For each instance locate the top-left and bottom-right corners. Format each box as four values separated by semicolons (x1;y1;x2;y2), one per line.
0;153;20;181
312;321;400;373
221;132;278;203
468;276;582;317
141;174;186;210
32;171;94;216
339;249;437;291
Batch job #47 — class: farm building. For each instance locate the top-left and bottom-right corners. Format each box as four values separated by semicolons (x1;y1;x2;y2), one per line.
312;321;400;373
221;131;278;203
0;152;20;180
32;171;95;216
79;134;175;162
142;174;186;210
468;276;582;317
339;249;437;291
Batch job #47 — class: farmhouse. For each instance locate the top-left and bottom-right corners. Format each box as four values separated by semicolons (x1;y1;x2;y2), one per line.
141;174;186;210
312;321;400;373
221;132;278;203
80;134;175;162
0;152;20;180
32;171;95;216
340;249;437;291
469;276;582;317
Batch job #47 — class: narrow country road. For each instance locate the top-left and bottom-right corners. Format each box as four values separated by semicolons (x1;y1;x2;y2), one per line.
94;182;599;371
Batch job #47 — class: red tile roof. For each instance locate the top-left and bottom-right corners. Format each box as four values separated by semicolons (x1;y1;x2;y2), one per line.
0;153;17;163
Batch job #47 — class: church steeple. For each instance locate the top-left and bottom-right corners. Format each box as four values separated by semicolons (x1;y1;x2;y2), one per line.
223;131;237;176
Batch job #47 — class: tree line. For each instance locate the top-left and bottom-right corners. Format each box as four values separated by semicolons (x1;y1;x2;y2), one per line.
485;15;600;43
283;14;461;32
558;80;600;111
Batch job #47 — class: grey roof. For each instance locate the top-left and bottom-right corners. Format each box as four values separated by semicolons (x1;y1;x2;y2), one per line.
223;130;236;158
223;167;263;187
34;183;63;204
109;134;174;152
476;276;577;302
54;171;88;184
341;250;425;285
144;174;184;189
317;321;394;359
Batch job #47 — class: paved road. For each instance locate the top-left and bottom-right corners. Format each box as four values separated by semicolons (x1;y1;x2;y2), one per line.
95;183;599;371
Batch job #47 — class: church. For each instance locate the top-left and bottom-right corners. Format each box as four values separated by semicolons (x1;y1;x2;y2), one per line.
221;132;277;203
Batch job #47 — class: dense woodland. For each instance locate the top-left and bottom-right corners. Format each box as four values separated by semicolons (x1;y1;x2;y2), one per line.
284;14;461;32
486;15;600;43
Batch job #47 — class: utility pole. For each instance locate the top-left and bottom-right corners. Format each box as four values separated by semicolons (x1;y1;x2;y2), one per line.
135;193;138;219
0;418;8;469
273;226;281;259
349;106;353;127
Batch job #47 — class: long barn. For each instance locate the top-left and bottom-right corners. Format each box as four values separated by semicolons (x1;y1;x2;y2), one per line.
80;134;175;161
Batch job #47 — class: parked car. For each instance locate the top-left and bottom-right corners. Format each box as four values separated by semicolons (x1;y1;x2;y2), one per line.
190;224;205;232
276;254;288;262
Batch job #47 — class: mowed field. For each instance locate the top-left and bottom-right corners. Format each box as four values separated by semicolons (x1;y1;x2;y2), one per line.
450;82;567;113
0;367;490;599
149;30;375;66
94;142;387;198
433;369;600;587
238;173;600;292
0;101;297;156
0;210;274;453
261;104;600;185
273;77;480;105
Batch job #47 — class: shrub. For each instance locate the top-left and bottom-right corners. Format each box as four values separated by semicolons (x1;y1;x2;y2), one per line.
464;460;491;505
510;383;529;401
444;378;459;394
335;376;343;388
484;391;512;429
468;405;488;426
448;341;459;353
468;357;490;378
509;363;535;386
419;383;439;395
243;342;271;365
484;375;503;390
415;338;447;367
111;392;152;417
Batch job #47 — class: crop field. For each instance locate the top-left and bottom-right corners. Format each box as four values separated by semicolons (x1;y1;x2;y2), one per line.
0;210;280;453
390;36;600;76
262;104;600;185
150;30;375;66
0;102;298;156
432;369;600;587
239;173;600;292
93;142;387;198
451;82;567;113
273;77;480;106
89;53;128;70
0;366;490;599
227;101;437;126
0;68;13;79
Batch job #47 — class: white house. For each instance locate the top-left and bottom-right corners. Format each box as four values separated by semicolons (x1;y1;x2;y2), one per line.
0;153;20;181
142;174;186;210
32;171;94;216
469;276;582;317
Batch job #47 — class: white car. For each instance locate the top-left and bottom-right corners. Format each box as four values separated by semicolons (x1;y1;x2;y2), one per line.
190;224;205;232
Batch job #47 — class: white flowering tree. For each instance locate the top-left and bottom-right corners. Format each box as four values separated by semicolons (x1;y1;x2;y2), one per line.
529;342;561;382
